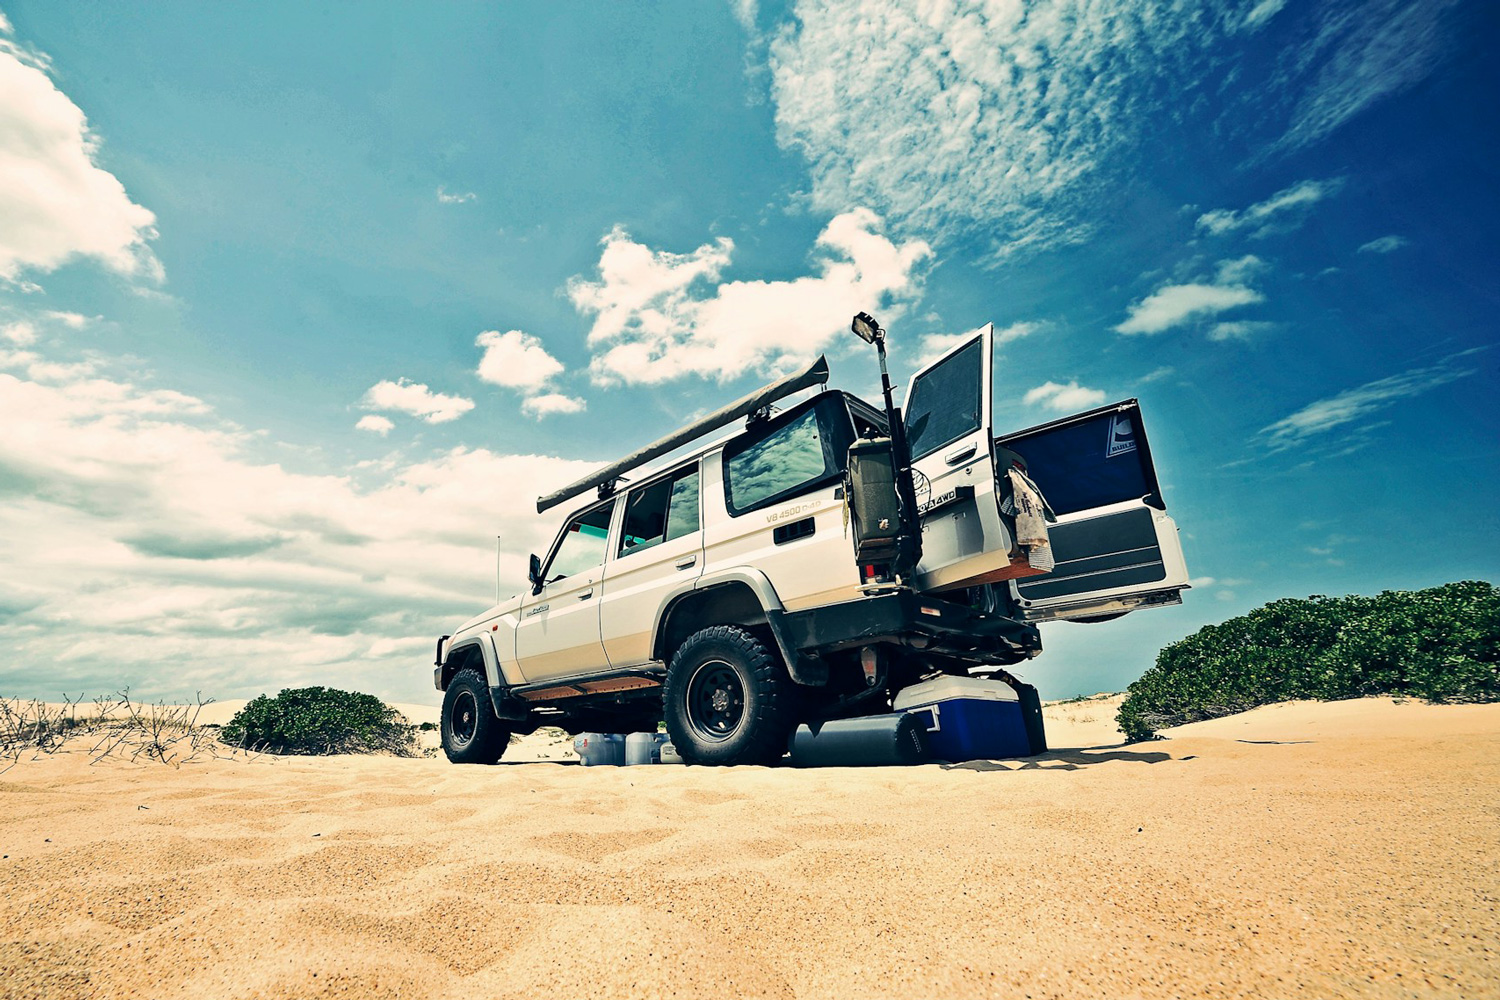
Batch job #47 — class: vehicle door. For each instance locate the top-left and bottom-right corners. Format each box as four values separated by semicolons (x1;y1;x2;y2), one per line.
705;392;862;611
902;324;1014;592
599;462;705;666
515;499;615;680
995;399;1189;622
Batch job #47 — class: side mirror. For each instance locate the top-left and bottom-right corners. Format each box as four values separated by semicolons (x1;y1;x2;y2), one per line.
527;553;543;594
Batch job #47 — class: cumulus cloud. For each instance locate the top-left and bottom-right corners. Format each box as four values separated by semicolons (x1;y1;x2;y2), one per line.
475;329;565;392
436;186;476;204
2;321;36;345
1024;380;1107;412
473;329;584;420
1357;235;1409;254
0;352;596;701
355;414;394;436
1116;256;1268;336
0;27;161;281
761;1;1461;255
1258;351;1480;451
520;392;587;418
569;209;930;385
362;378;474;424
1195;179;1343;238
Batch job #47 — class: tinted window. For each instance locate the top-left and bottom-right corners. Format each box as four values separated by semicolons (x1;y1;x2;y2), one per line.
906;339;982;460
724;407;836;514
618;466;700;557
546;501;614;582
665;471;700;542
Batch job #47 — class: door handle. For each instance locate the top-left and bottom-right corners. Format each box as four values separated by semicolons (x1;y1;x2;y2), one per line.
675;556;697;570
945;443;978;465
578;588;594;601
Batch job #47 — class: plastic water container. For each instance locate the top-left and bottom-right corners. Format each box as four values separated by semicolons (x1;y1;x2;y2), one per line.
660;741;684;764
624;731;655;766
624;731;672;765
893;676;1036;762
574;732;624;766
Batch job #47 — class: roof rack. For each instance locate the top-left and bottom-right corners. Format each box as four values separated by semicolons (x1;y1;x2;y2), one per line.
536;354;830;514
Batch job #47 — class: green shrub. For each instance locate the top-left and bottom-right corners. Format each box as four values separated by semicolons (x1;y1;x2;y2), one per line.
221;686;418;756
1117;581;1500;742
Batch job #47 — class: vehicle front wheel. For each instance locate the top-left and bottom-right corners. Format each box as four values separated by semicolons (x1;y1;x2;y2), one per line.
441;668;510;764
663;625;793;766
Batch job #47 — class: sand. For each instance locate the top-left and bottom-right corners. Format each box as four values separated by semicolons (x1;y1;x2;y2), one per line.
2;696;1497;999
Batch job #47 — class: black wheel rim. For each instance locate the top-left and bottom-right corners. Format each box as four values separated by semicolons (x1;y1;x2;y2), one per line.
450;690;478;748
684;658;746;743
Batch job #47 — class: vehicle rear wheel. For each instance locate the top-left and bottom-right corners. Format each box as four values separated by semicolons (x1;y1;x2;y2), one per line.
441;668;510;764
663;625;793;766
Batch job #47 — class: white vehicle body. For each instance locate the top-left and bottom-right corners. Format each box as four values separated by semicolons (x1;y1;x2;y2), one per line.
434;325;1189;765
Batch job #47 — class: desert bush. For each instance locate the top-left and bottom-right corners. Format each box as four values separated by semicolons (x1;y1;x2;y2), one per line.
1117;581;1500;742
1;691;228;770
221;686;418;756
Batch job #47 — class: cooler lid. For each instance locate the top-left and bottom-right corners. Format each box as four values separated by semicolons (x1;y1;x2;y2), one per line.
893;676;1019;710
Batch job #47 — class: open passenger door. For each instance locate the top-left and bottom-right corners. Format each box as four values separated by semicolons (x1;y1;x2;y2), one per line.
996;400;1188;622
902;325;1035;593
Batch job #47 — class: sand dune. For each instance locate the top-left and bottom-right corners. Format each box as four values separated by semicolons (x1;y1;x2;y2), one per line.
2;696;1497;999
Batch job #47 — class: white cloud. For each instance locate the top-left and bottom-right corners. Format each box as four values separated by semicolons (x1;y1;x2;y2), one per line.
569;209;930;385
1116;256;1267;336
436;187;476;204
729;0;758;31
475;329;566;392
520;392;587;418
1272;0;1465;154
1024;380;1107;412
3;321;36;345
43;309;89;328
1258;351;1480;451
1195;179;1343;238
1208;320;1276;342
1243;0;1289;30
1137;366;1176;384
362;378;474;424
761;2;1458;255
473;329;585;421
1357;235;1409;254
0;354;597;702
0;31;161;281
355;414;394;436
915;321;1038;368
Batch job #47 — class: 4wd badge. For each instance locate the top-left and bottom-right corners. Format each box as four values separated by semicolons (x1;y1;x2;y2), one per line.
1106;415;1137;458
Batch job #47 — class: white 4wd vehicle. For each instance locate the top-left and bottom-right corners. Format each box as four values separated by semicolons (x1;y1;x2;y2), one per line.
434;322;1188;765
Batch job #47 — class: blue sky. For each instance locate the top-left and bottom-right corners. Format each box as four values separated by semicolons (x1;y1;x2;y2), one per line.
0;0;1495;705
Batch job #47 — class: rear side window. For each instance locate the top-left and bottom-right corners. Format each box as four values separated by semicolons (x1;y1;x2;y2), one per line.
905;339;982;460
618;466;700;557
723;400;846;515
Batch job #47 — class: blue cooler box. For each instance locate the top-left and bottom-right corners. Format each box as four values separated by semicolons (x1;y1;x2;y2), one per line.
893;677;1036;762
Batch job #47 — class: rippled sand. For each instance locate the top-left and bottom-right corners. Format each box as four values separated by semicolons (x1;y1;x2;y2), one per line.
2;696;1496;999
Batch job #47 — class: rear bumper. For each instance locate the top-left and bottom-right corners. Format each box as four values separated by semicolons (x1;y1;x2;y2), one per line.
773;590;1040;665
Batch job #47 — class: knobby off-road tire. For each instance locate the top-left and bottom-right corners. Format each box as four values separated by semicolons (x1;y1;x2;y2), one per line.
441;668;510;764
663;625;793;766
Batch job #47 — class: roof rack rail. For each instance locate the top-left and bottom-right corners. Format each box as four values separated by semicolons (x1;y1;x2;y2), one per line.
536;354;829;514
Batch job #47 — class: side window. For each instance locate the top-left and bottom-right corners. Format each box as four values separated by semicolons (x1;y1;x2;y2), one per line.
665;470;700;542
905;338;982;461
618;466;700;557
545;501;615;583
723;406;837;515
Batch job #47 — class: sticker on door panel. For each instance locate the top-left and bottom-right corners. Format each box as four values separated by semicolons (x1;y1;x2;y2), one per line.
1106;416;1137;458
